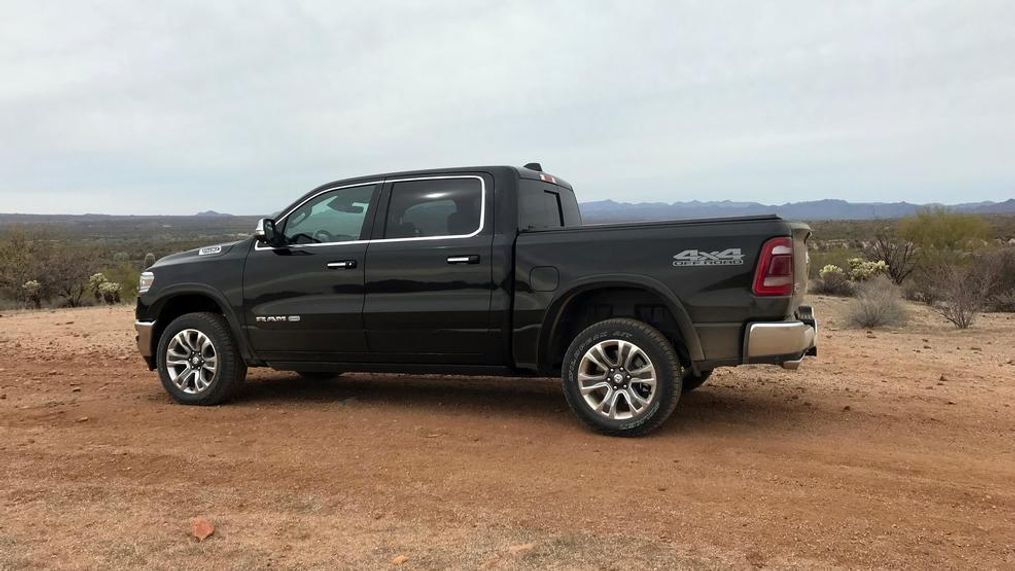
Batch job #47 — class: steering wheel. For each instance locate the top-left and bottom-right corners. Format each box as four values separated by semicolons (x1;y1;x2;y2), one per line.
312;229;336;243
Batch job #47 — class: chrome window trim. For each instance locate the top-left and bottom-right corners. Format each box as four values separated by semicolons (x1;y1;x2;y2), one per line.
253;175;487;251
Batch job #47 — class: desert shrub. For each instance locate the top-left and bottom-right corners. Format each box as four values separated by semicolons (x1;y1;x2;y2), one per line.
976;247;1015;312
926;262;995;329
846;276;908;329
49;246;101;307
847;258;888;281
808;247;862;279
899;207;991;252
811;264;854;296
864;231;917;285
101;263;140;301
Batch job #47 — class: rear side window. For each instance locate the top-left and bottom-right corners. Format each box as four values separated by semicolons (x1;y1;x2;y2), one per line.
384;178;482;238
519;183;582;230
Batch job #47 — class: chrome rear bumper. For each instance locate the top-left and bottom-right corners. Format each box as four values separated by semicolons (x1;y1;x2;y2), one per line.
744;313;817;369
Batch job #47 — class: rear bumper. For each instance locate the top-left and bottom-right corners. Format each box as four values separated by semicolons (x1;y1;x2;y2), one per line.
135;320;156;368
743;307;817;369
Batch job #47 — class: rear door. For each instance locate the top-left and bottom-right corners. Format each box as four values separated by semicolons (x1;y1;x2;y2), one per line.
242;183;381;361
362;174;497;363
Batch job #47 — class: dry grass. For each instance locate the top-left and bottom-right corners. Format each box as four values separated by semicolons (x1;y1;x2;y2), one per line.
846;276;908;328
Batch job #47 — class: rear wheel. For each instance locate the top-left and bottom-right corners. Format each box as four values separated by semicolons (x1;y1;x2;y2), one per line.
561;318;682;436
682;369;713;393
156;312;246;405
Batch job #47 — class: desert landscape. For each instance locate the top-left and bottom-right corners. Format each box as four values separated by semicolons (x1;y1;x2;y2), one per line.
1;296;1012;569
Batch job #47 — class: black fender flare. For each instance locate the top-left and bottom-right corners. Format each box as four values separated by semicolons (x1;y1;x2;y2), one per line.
537;274;704;369
146;283;256;364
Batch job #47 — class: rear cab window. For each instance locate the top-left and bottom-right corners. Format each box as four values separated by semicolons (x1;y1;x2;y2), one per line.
518;181;582;230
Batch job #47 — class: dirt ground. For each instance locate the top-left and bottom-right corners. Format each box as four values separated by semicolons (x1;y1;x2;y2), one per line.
1;298;1013;569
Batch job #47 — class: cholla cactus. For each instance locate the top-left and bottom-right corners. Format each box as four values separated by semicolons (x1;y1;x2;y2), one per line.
819;264;845;278
99;281;121;304
88;273;108;302
847;258;889;282
144;252;156;269
22;280;43;309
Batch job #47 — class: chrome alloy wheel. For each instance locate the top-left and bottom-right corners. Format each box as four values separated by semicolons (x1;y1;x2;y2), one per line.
578;339;657;420
165;328;218;394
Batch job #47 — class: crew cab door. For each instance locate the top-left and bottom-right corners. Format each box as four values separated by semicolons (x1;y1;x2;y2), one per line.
242;183;380;361
362;175;497;363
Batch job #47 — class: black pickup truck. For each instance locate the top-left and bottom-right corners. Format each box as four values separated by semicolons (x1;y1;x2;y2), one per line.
135;164;816;435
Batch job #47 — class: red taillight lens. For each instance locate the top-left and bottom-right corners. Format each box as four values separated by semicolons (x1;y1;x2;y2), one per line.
753;237;794;296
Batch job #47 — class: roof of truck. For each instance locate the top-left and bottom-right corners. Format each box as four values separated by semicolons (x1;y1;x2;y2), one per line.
306;165;573;195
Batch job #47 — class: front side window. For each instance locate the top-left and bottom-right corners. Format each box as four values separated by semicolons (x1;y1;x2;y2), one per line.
384;178;482;239
283;184;378;245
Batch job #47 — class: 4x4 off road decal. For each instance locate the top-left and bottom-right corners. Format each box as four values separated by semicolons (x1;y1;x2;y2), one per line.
673;248;745;267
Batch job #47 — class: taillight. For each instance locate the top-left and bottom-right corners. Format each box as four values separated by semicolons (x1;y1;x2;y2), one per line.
753;237;794;296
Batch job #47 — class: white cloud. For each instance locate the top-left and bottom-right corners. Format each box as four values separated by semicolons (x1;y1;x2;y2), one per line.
1;0;1013;214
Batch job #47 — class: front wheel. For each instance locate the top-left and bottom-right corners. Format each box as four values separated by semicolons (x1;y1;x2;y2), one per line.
561;318;683;436
156;312;247;405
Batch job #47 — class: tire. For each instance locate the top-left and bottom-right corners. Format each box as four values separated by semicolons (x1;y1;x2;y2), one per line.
682;369;713;393
296;371;342;381
156;312;247;405
561;318;683;436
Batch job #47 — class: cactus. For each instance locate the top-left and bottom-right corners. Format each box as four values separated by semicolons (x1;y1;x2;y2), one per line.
98;281;121;304
22;280;43;309
144;252;156;269
88;273;108;302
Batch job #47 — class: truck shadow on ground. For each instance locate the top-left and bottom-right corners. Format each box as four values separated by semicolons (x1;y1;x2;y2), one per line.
232;372;818;435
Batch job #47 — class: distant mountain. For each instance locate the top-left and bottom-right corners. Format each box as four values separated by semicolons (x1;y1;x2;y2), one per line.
580;198;1015;223
195;210;233;217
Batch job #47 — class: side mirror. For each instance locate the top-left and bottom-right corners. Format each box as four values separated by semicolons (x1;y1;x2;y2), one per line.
254;218;284;247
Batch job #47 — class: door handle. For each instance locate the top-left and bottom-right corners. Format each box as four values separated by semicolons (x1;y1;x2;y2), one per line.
447;255;480;264
326;260;357;269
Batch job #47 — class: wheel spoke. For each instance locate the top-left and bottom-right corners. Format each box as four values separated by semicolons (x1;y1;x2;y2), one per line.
585;345;611;371
627;387;650;408
580;381;610;395
605;390;622;418
631;376;656;388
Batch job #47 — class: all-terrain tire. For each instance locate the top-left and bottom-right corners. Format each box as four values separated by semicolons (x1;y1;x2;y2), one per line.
156;312;246;405
561;318;683;437
682;369;713;393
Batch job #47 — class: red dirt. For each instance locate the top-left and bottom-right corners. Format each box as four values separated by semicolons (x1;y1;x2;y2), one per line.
1;298;1013;568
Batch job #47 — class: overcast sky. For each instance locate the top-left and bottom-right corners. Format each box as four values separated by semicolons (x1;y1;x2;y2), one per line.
1;1;1014;215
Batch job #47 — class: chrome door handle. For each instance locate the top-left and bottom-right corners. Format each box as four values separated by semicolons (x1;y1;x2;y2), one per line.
447;255;479;264
326;260;357;269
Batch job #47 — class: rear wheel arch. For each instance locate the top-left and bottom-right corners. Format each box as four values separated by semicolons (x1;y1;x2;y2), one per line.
539;277;703;374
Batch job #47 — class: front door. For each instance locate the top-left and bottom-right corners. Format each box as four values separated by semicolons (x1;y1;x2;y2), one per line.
363;175;497;363
242;183;380;362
